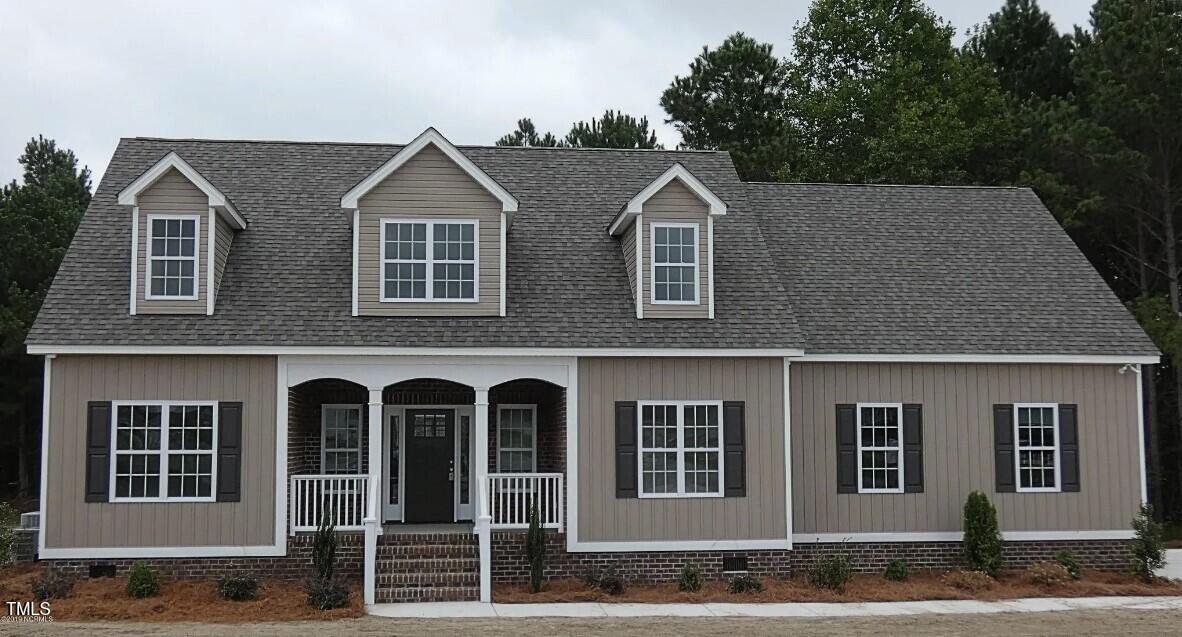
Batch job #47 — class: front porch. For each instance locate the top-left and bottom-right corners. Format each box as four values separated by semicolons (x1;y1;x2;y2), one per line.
278;356;575;604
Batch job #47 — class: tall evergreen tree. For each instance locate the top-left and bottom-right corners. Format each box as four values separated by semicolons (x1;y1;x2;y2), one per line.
0;136;90;494
495;118;562;147
564;110;661;149
660;32;795;181
963;0;1076;100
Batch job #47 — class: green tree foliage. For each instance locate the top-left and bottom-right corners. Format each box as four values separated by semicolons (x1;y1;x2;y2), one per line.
0;136;90;495
1131;502;1166;581
660;33;794;181
525;501;546;593
963;0;1075;100
783;0;1016;185
564;110;660;149
963;491;1003;577
495;118;562;147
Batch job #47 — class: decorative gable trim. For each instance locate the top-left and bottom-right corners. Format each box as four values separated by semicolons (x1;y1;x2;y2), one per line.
608;163;727;236
340;127;518;213
117;152;246;230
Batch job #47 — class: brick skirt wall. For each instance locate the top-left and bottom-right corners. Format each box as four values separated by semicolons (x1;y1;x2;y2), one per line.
489;531;1134;584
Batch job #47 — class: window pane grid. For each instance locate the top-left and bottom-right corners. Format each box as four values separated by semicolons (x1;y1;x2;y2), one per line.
640;402;721;496
147;217;198;298
323;406;362;475
858;405;902;492
1016;406;1058;490
113;402;215;501
497;407;535;473
382;220;476;301
653;225;697;303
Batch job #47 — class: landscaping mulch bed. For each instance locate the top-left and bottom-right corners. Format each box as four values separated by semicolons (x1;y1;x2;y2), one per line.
494;571;1182;604
0;565;364;623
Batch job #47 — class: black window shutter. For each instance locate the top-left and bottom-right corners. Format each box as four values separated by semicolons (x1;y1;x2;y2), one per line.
723;401;746;497
85;401;112;503
902;404;924;493
217;402;243;502
615;401;638;498
1059;404;1080;492
994;404;1016;492
836;404;857;493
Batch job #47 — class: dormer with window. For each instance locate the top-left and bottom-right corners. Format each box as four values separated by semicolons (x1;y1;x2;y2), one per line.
609;164;726;319
342;128;517;317
117;152;246;315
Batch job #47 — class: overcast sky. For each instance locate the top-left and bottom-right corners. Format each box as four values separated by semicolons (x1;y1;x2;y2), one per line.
1;0;1091;187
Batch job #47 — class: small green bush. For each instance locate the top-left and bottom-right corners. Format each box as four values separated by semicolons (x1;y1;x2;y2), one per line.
126;563;160;598
1131;502;1166;582
727;574;764;594
884;558;910;581
0;502;17;567
525;502;546;593
677;562;703;592
217;575;260;601
305;577;349;610
32;569;75;601
807;554;853;591
1024;561;1071;587
312;510;338;582
1054;550;1081;580
942;569;993;592
584;563;626;595
963;491;1003;577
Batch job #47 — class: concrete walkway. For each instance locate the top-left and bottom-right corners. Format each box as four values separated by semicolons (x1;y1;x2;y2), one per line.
1160;549;1182;580
367;595;1182;619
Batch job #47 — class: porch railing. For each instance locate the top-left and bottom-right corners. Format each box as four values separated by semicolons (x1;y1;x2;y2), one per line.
486;473;563;531
289;474;370;534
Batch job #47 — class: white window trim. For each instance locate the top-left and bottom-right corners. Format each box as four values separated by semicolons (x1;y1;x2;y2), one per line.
495;403;537;473
378;218;480;303
649;221;700;305
637;400;724;499
320;404;364;474
1014;402;1062;493
856;402;904;494
109;400;219;503
143;214;201;301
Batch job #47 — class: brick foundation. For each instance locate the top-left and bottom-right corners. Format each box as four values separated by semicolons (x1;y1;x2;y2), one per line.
489;531;1134;584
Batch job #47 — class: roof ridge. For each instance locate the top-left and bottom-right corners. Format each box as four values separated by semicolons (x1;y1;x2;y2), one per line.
125;136;726;154
745;181;1027;190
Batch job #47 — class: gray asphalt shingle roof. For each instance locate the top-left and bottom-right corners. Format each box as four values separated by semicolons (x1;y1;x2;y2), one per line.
746;182;1157;356
26;137;1156;356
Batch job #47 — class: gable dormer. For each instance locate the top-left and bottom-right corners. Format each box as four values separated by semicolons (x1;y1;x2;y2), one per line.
118;152;246;316
609;164;726;319
342;128;517;317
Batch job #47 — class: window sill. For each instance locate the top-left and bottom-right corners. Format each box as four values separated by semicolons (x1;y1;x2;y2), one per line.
638;492;724;499
377;297;481;304
107;497;217;504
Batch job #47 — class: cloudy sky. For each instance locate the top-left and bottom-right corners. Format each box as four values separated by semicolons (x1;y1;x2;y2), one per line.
2;0;1091;187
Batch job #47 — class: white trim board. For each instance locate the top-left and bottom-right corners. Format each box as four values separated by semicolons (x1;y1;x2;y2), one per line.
28;345;808;357
568;539;792;553
38;545;287;559
609;163;727;236
792;530;1135;543
117;151;246;229
794;354;1160;364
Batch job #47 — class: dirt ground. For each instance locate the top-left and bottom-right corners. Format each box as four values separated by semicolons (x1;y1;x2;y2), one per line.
2;609;1181;637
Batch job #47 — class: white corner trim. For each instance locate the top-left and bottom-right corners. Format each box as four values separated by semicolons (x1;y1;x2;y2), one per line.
793;353;1161;365
783;358;793;550
499;219;507;317
38;545;287;559
36;355;52;558
568;539;792;553
707;216;715;320
635;217;644;319
1134;363;1148;503
609;163;727;236
351;208;359;317
340;128;518;212
565;357;579;550
791;530;1136;543
117;151;245;229
128;206;139;315
275;358;290;553
205;207;215;315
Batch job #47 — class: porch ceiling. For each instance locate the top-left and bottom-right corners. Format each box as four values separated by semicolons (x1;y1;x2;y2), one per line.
282;355;574;390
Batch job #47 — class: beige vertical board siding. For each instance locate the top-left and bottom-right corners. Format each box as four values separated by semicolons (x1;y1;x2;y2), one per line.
356;144;501;316
640;181;710;319
212;214;234;301
135;169;209;314
621;223;637;299
43;355;278;549
790;362;1141;535
577;357;786;542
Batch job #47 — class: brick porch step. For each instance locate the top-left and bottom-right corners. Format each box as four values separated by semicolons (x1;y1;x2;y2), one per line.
376;571;479;587
374;532;482;603
374;586;480;603
377;557;479;573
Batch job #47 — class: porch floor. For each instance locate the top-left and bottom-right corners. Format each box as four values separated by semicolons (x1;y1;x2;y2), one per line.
381;522;473;534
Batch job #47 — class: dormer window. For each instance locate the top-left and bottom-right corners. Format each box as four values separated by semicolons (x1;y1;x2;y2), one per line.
652;223;698;304
380;219;478;302
146;216;199;299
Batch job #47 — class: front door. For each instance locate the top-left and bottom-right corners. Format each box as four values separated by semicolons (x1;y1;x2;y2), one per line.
403;409;455;523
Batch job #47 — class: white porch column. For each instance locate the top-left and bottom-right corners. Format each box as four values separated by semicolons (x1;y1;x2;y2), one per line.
473;387;492;603
363;387;383;606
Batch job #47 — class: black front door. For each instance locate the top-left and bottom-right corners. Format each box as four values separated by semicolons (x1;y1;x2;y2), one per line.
404;409;455;523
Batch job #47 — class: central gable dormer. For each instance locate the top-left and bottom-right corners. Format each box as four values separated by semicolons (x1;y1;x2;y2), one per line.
342;128;517;317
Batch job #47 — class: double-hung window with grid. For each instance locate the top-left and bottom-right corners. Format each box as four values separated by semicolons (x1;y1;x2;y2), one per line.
111;402;217;501
1015;404;1060;492
146;216;199;299
857;403;903;493
322;405;362;474
380;219;477;302
638;401;722;497
497;405;536;472
651;223;698;303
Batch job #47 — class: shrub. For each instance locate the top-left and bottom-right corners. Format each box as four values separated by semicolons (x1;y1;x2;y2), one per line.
305;577;349;610
1054;550;1081;580
727;574;764;594
312;510;338;582
807;553;853;591
963;491;1003;577
217;575;260;601
678;562;703;592
584;564;625;595
126;563;160;598
942;570;993;592
884;558;910;582
1131;502;1166;582
1024;561;1071;587
0;502;17;567
31;569;75;601
525;501;546;593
